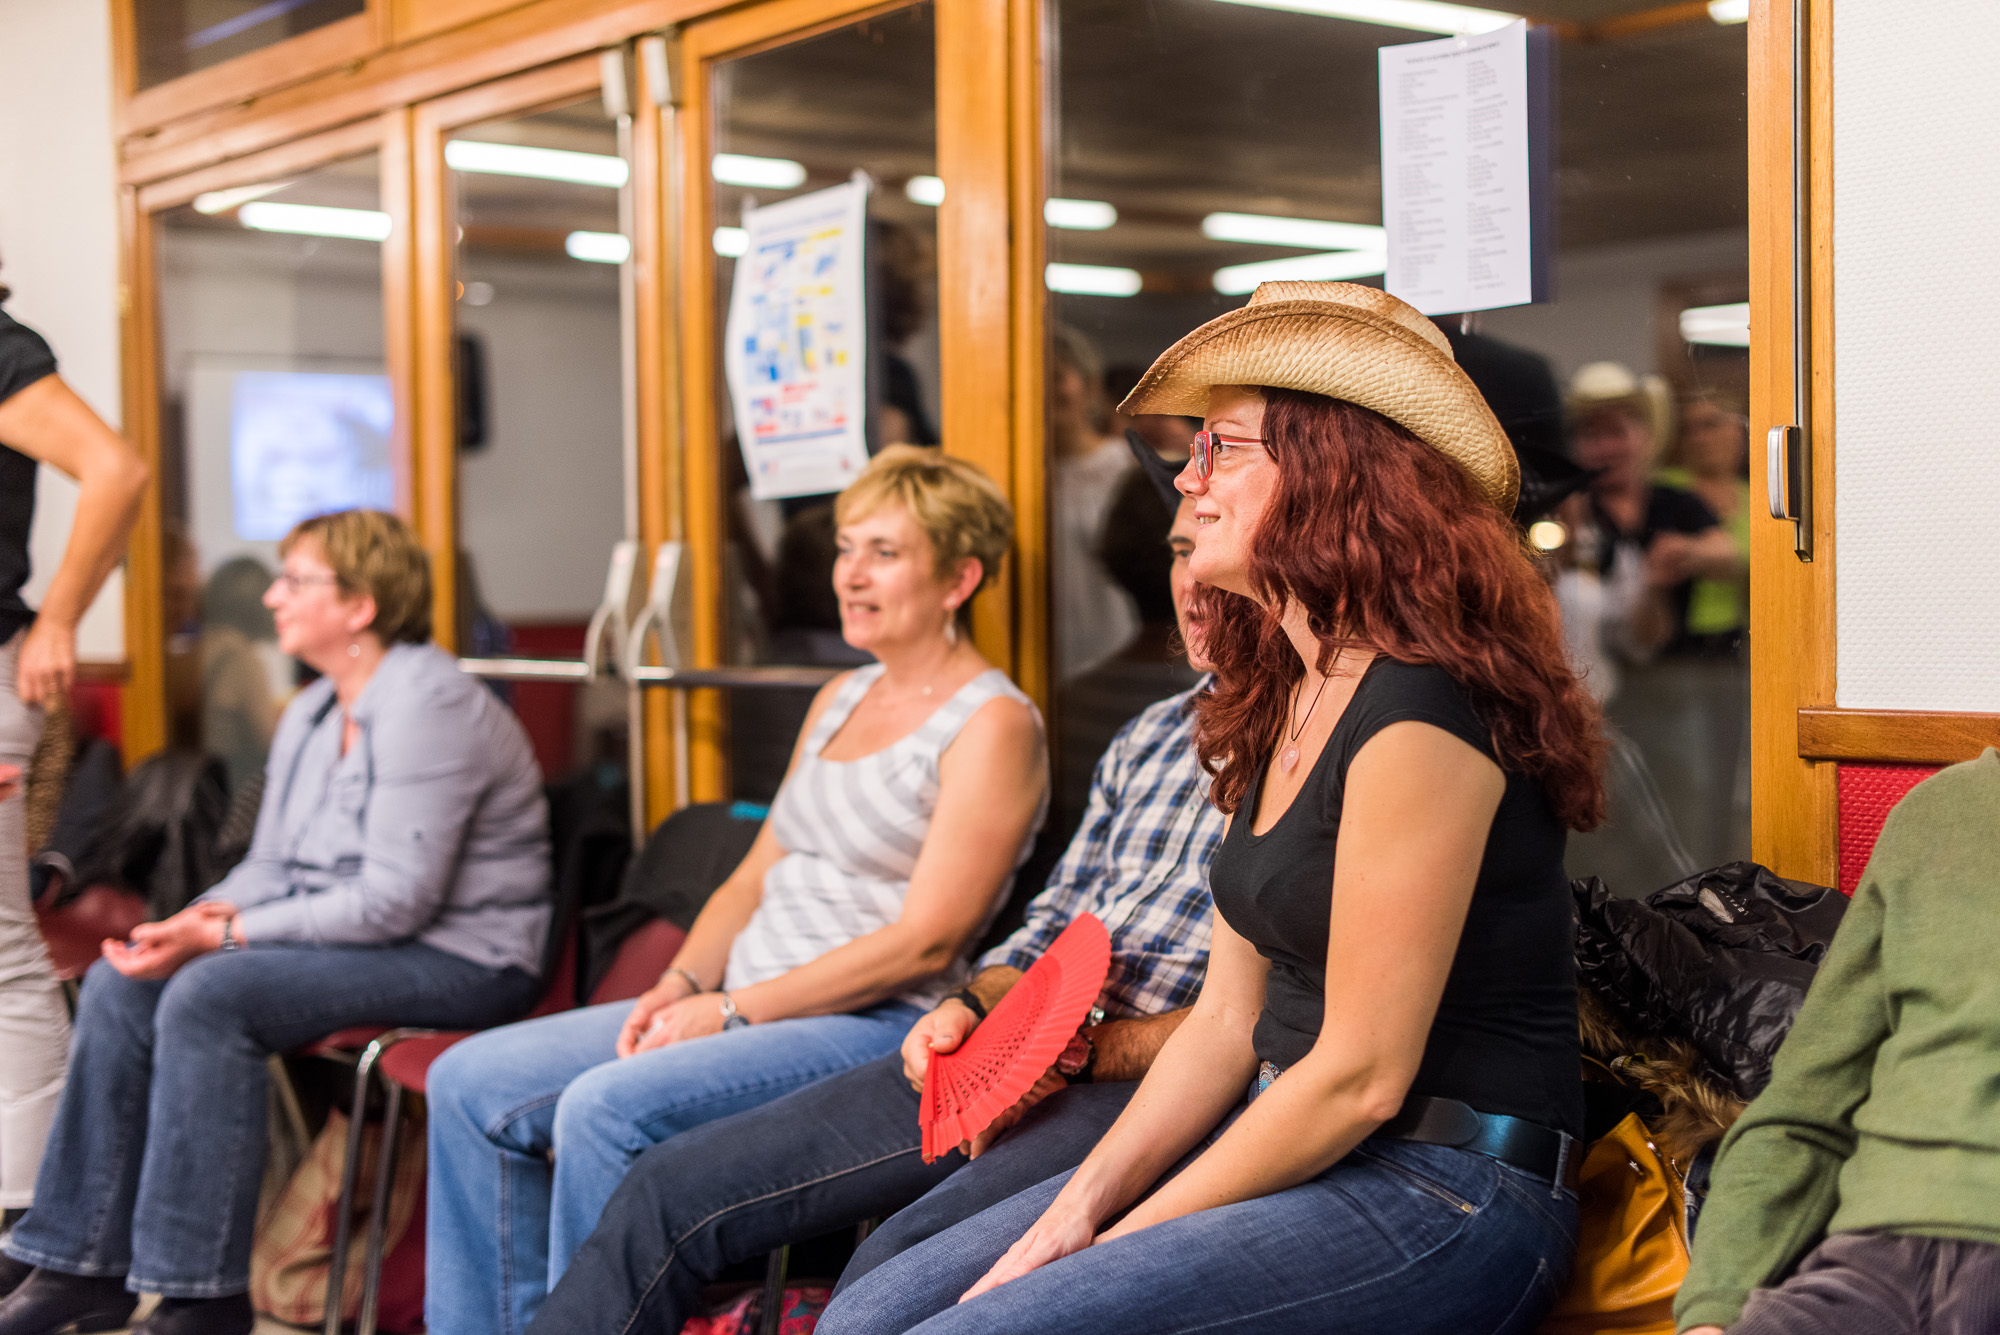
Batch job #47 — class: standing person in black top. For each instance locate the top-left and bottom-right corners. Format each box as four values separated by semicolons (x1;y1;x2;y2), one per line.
818;282;1606;1335
0;272;148;1260
1568;363;1745;873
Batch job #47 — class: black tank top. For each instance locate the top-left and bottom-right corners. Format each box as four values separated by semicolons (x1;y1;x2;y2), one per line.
1209;656;1583;1138
0;308;57;643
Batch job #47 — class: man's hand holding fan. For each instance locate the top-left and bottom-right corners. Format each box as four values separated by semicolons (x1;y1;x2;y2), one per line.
918;915;1112;1163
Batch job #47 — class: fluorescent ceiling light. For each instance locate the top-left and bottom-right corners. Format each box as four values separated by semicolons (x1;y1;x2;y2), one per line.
713;226;749;258
192;182;287;215
1045;198;1118;230
905;175;946;206
565;231;630;264
445;140;628;188
1046;263;1143;297
1202;212;1386;251
238;201;391;242
1207;0;1519;35
712;153;807;189
1707;0;1749;22
1213;249;1386;294
1679;301;1750;347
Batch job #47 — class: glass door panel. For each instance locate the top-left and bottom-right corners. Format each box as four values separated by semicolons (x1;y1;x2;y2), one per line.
706;2;939;801
447;94;631;785
1043;2;1749;885
154;151;391;796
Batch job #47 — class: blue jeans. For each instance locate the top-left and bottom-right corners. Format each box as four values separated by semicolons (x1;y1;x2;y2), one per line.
424;997;925;1335
819;1127;1580;1335
1;942;535;1297
528;1052;1136;1335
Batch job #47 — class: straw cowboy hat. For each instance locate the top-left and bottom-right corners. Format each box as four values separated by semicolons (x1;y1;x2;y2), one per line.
1566;361;1675;449
1116;281;1519;512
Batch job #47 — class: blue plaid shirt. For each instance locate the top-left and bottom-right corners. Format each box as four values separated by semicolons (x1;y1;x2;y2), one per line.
978;680;1221;1019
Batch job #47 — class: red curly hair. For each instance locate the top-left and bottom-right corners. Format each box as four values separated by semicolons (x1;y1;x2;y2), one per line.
1192;388;1605;831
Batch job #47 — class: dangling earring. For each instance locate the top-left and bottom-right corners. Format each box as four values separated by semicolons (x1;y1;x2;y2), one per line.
348;642;361;659
943;605;959;647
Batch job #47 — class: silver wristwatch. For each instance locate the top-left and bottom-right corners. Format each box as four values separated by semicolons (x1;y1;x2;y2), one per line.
718;992;750;1030
220;918;240;952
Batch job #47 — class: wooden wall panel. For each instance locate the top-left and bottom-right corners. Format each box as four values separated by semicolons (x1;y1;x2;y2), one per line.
633;37;682;825
392;0;540;45
409;103;458;649
671;33;728;801
1799;710;2000;765
116;188;166;763
119;0;693;187
937;0;1024;688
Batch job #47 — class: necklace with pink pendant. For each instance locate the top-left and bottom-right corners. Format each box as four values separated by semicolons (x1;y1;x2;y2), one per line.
1281;667;1335;774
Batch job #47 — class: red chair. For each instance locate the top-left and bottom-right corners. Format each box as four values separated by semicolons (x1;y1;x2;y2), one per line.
324;915;688;1335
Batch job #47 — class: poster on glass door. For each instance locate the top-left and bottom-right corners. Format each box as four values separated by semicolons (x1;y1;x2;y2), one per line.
1379;20;1552;316
725;174;871;500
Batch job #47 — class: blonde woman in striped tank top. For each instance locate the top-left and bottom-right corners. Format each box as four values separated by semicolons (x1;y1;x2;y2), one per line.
426;448;1049;1335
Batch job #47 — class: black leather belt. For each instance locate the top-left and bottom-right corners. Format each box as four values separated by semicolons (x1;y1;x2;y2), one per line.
1376;1095;1581;1191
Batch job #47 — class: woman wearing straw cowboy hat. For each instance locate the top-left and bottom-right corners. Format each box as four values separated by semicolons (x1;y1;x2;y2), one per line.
819;282;1605;1335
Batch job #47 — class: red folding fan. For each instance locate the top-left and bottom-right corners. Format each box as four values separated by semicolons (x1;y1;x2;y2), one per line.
920;913;1111;1162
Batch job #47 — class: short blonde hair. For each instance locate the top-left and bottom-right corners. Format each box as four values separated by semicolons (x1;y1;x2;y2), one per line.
834;446;1013;607
280;509;432;646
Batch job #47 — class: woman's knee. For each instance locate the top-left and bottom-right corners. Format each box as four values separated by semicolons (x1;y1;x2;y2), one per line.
150;952;255;1036
550;1060;653;1157
73;956;161;1031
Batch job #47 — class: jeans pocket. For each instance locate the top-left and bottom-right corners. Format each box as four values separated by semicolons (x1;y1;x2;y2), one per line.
1351;1146;1482;1216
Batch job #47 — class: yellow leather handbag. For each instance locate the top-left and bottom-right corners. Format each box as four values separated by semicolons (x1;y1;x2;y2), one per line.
1536;1111;1689;1335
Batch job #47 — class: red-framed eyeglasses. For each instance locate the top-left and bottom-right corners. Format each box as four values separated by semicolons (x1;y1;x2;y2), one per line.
1188;430;1266;481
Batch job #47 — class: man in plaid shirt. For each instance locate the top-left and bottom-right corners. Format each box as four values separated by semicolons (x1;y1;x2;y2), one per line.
530;494;1220;1335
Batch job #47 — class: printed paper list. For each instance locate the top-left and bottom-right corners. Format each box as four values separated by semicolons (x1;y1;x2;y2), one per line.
1381;21;1536;316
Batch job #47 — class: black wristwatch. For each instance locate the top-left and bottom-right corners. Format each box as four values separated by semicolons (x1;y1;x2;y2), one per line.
1056;1006;1106;1084
944;988;989;1023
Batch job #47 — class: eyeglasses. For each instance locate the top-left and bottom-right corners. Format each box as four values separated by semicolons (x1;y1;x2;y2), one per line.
269;570;340;595
1188;430;1266;481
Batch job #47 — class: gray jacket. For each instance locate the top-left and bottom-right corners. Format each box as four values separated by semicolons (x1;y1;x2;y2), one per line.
199;642;551;974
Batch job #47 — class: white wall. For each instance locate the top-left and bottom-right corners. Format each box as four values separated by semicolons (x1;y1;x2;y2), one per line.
1831;0;2000;712
0;0;124;660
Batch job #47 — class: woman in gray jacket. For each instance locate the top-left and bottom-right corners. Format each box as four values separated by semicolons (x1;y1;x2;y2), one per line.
0;509;550;1335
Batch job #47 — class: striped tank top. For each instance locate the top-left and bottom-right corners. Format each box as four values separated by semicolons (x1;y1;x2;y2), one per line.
723;663;1045;1007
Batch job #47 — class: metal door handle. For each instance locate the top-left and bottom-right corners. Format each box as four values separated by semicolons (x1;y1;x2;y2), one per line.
1772;0;1813;562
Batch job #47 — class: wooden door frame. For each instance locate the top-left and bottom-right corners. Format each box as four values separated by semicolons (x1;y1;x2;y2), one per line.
672;0;1038;801
1744;0;1840;886
117;116;412;762
408;55;608;649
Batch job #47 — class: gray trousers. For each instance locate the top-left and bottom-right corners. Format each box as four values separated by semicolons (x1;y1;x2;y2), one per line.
0;629;66;1209
1734;1231;2000;1335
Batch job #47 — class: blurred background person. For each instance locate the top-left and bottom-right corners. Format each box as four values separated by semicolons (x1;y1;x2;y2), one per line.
1568;362;1744;884
1054;441;1202;835
1050;326;1136;681
0;275;147;1240
196;556;281;796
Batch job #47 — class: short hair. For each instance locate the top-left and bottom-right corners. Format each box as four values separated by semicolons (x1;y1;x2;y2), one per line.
834;446;1013;613
280;509;433;645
